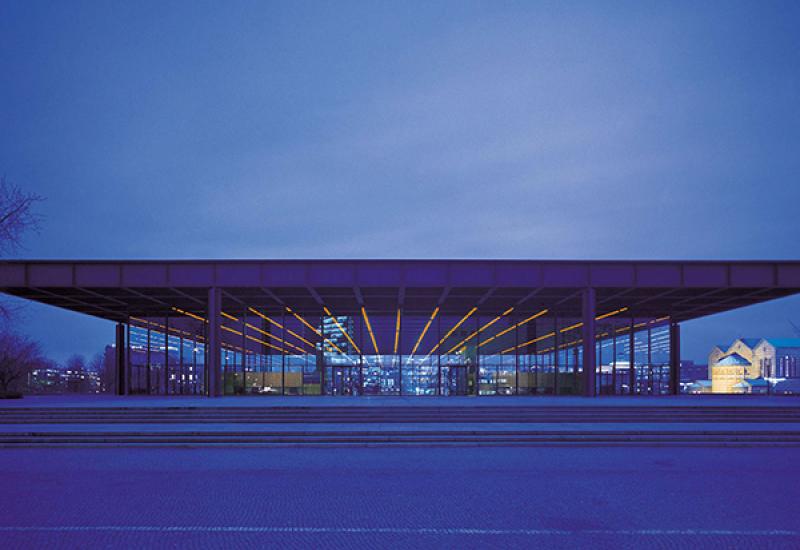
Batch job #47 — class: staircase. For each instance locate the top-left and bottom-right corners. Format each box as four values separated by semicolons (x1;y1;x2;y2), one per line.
2;405;799;446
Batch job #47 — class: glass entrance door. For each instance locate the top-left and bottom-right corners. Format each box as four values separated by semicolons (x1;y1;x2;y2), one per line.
442;363;471;395
328;366;363;396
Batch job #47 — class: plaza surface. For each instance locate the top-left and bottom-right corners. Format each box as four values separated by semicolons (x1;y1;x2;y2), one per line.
2;396;800;548
1;445;799;549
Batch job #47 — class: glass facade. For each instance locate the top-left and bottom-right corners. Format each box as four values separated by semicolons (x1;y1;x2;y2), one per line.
124;305;676;397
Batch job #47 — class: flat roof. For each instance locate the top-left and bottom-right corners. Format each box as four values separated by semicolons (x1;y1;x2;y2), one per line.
1;259;799;323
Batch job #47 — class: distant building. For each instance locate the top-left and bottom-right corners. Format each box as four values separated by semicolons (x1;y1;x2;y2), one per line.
709;338;800;394
64;366;101;393
28;363;64;393
752;339;800;379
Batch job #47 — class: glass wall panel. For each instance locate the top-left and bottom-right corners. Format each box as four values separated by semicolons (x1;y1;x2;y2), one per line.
633;326;648;394
650;324;671;395
303;352;321;395
128;326;148;394
404;355;437;395
285;354;303;395
167;332;181;395
149;325;167;395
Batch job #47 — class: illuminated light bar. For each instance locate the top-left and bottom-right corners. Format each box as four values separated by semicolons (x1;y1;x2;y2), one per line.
406;307;440;363
248;307;284;330
243;320;308;354
479;308;549;348
361;307;380;355
393;309;401;354
501;330;556;354
322;338;348;358
282;306;350;359
559;322;583;334
223;308;310;354
247;323;307;354
596;306;628;321
445;306;515;355
285;328;315;349
171;307;207;323
612;314;670;334
521;307;633;338
223;325;304;356
286;306;322;336
283;306;351;359
245;333;287;354
130;316;188;338
425;307;478;358
247;307;316;350
323;307;362;355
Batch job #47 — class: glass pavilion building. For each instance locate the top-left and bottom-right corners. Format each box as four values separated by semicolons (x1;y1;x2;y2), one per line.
2;259;799;397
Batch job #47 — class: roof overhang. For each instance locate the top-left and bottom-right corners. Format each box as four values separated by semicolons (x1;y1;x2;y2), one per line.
1;259;799;324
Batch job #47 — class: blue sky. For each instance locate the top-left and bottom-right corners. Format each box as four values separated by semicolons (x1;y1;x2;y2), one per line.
1;0;799;362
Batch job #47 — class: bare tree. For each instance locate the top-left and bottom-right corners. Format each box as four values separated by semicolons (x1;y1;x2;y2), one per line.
0;176;43;320
0;176;43;255
89;351;114;393
0;330;43;396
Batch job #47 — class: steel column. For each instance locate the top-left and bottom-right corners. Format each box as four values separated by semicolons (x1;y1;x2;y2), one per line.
115;322;126;395
146;327;151;395
553;313;559;395
581;288;597;397
670;322;681;395
206;287;222;397
628;317;635;394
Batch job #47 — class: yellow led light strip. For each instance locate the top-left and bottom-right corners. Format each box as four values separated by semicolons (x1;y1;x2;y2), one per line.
393;309;401;354
557;307;632;336
171;307;206;323
248;307;284;329
130;316;202;341
406;307;440;364
246;322;307;354
285;306;351;359
221;325;288;354
424;307;477;359
248;307;316;350
323;307;362;355
172;307;306;353
596;307;629;321
501;331;556;354
478;308;549;349
444;306;515;355
361;307;380;356
499;306;631;354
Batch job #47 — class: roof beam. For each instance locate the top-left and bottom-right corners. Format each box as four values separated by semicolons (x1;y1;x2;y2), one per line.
31;287;123;320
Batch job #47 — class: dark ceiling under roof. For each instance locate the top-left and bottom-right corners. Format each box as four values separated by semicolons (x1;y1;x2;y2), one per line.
1;259;799;323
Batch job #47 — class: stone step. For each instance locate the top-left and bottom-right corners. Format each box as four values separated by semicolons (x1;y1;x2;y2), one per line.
2;429;800;447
